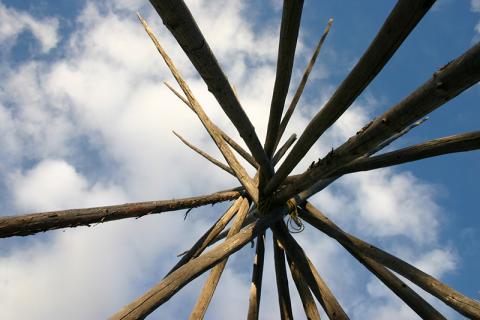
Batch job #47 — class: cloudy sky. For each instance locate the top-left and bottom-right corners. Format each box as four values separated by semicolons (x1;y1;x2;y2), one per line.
0;0;479;319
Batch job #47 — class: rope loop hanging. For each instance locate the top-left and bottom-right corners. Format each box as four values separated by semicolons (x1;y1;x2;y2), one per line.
287;199;304;233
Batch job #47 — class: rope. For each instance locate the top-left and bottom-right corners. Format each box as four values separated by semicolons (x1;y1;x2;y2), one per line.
286;199;304;233
258;196;304;233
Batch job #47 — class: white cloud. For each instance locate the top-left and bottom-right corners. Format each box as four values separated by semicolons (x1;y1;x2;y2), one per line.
432;0;454;12
343;170;440;243
472;0;480;12
0;207;213;320
0;62;74;166
0;2;59;53
414;248;457;278
356;247;458;319
471;0;480;40
10;159;126;211
0;0;467;319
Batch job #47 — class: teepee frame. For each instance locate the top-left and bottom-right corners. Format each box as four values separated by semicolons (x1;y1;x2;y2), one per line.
1;0;480;319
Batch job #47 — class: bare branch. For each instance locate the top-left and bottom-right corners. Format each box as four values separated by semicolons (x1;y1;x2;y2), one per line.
189;197;250;319
301;202;480;319
266;0;436;195
275;18;333;151
165;81;259;169
0;189;241;238
137;14;258;203
247;232;266;320
173;130;235;176
148;0;271;174
264;0;305;157
164;81;192;110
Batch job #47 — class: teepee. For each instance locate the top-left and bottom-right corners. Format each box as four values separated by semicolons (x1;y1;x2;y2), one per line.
1;0;480;319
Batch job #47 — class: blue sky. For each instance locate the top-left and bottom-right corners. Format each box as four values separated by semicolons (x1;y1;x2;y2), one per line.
0;0;479;319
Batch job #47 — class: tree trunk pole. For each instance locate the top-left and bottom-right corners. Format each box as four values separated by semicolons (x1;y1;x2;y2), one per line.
344;245;446;319
0;189;241;238
276;41;480;201
286;255;321;320
138;14;259;203
273;223;349;320
266;0;436;195
273;134;297;165
332;131;480;176
273;234;294;320
166;197;243;276
264;0;304;158
189;197;250;319
301;202;480;319
110;206;283;320
247;232;266;320
148;0;272;175
274;18;333;152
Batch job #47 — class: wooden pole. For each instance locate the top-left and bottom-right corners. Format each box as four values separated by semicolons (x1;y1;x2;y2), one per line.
274;18;333;152
345;248;446;319
297;118;429;200
289;128;479;200
265;0;436;195
189;197;250;319
247;231;266;320
0;189;240;238
138;14;259;203
286;255;321;320
110;207;283;320
272;134;297;165
274;223;349;319
276;41;480;202
252;133;297;188
273;235;294;320
264;0;305;158
332;131;480;176
165;81;259;169
148;0;272;175
166;197;243;276
301;202;480;319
